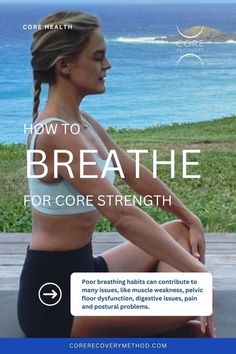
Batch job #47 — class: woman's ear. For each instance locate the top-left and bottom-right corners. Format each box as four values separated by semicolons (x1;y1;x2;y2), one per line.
55;58;70;75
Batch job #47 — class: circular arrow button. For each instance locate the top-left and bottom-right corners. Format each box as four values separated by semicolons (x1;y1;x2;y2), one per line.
38;282;62;306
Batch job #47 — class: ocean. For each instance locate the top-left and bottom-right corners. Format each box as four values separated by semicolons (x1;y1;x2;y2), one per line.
0;2;236;143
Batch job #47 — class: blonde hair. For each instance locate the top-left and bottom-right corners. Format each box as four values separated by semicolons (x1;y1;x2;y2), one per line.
31;10;99;121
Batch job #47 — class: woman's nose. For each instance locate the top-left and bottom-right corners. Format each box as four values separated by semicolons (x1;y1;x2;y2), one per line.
104;57;112;70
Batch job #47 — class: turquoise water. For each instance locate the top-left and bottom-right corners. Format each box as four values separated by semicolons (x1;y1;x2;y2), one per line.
0;3;236;142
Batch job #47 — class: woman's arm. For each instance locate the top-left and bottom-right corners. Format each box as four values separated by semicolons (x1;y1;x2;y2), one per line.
81;112;205;262
81;111;197;222
125;165;206;262
49;125;206;273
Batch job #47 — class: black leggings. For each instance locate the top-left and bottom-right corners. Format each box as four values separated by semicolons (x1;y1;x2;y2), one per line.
17;242;108;337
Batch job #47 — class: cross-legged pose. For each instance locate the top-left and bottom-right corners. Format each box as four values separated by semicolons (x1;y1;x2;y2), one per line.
17;10;215;338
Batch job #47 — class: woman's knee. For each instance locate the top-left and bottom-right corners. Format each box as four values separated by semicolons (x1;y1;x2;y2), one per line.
70;317;97;337
156;220;191;271
162;219;190;249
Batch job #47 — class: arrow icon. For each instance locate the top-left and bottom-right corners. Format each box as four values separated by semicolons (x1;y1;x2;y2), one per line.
39;282;62;306
43;289;57;299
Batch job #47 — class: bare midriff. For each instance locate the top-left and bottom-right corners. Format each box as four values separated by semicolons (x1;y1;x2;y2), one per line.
29;208;100;251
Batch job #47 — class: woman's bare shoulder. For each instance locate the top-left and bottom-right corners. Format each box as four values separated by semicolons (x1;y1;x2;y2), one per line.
82;110;105;126
27;115;71;151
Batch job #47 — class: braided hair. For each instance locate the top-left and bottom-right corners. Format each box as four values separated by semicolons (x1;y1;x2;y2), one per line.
32;72;41;121
31;11;99;121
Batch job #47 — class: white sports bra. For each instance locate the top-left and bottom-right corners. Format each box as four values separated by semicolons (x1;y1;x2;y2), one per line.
27;117;115;215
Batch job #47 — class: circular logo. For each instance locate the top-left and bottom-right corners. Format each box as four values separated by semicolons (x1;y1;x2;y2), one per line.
38;282;62;306
176;25;205;39
176;53;204;66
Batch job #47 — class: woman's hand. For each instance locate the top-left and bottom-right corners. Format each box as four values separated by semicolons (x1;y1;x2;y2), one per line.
187;217;206;264
200;285;216;337
200;315;216;337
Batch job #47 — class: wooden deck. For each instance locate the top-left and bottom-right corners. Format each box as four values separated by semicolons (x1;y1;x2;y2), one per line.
0;232;236;291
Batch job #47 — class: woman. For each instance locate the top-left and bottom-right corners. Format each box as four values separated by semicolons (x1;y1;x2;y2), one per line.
17;10;215;338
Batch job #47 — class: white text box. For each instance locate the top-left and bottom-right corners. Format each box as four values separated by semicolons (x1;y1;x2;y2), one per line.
70;272;213;316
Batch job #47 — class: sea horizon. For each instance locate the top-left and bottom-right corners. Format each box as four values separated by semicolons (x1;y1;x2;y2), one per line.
0;2;236;143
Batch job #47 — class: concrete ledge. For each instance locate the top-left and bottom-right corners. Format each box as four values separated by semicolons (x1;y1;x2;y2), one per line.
0;290;235;338
0;291;24;338
1;232;235;337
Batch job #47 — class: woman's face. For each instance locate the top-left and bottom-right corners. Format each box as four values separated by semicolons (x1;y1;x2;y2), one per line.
66;28;112;95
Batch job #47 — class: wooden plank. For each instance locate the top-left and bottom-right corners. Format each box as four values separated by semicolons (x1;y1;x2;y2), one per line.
205;254;236;265
0;233;126;243
2;254;235;267
0;244;28;254
94;243;236;254
0;232;235;243
0;242;124;254
1;264;236;279
0;255;25;266
0;232;236;291
0;234;30;243
0;266;22;278
206;244;236;253
206;265;236;277
1;242;236;255
213;278;236;291
205;233;236;242
0;278;19;291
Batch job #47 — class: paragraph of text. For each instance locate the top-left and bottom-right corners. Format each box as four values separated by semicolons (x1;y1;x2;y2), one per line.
70;272;213;316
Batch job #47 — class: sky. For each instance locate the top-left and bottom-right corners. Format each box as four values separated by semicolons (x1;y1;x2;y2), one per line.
1;0;236;4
